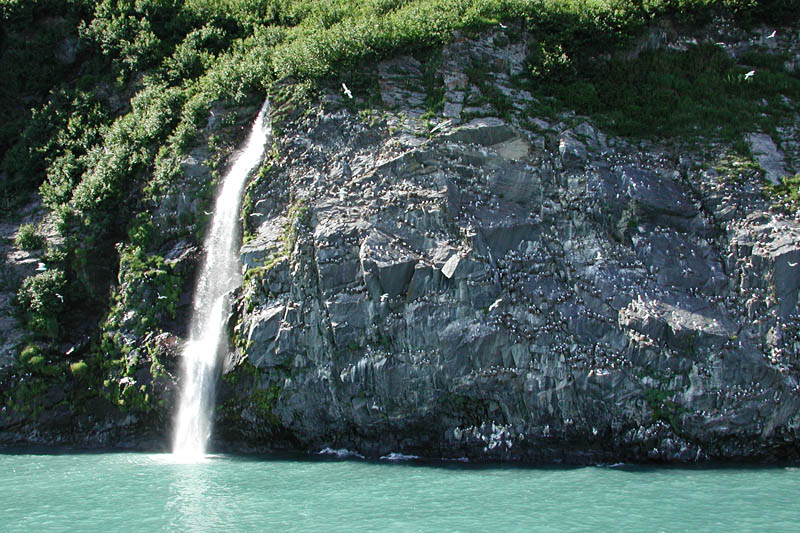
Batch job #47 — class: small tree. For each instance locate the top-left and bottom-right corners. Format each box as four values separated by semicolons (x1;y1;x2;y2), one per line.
14;224;44;250
16;269;67;339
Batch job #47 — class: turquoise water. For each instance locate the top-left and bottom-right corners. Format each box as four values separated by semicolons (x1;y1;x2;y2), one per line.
2;451;798;532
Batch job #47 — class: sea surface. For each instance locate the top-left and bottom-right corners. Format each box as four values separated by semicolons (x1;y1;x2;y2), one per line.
2;450;798;532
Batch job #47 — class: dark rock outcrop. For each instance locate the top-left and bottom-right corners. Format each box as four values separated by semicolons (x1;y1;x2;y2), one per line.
217;24;800;463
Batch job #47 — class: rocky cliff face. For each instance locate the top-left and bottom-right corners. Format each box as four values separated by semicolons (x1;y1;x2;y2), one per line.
215;24;800;462
2;18;799;463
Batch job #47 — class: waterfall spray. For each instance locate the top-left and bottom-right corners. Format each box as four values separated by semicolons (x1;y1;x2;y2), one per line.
172;100;270;459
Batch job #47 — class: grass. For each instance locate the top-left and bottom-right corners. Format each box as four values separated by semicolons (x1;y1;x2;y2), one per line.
765;175;800;216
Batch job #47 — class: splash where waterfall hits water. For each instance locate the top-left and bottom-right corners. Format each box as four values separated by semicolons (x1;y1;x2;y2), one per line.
172;101;271;460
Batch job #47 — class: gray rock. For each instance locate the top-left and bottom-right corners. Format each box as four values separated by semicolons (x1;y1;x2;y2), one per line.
748;133;789;185
445;118;517;146
245;304;285;367
378;56;427;117
224;83;800;462
360;230;419;298
619;298;737;354
559;134;588;168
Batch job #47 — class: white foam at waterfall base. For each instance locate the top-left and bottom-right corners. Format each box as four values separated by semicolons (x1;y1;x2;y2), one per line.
379;452;420;461
172;100;271;461
317;448;366;460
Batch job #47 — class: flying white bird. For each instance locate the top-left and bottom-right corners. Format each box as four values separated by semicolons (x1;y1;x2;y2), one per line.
744;70;756;80
767;30;777;39
342;82;353;99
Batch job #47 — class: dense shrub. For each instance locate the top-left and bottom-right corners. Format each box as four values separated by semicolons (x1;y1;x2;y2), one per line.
70;360;89;378
15;224;45;251
113;245;183;334
79;0;195;82
2;91;74;205
0;0;97;206
19;344;43;365
15;269;67;339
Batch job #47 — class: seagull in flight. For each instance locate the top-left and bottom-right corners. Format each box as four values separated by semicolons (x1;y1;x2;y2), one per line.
342;83;353;99
767;30;777;39
744;70;756;80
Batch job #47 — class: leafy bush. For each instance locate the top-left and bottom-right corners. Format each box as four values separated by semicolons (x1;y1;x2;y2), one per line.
15;269;67;339
163;24;229;83
20;343;43;364
0;0;97;207
15;224;45;251
26;355;47;368
79;0;190;83
2;91;74;205
70;360;89;378
19;344;64;376
63;83;184;236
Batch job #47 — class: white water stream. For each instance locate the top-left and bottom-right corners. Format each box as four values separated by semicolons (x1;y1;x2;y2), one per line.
172;100;270;459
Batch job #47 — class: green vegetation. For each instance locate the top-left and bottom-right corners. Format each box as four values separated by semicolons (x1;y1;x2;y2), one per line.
14;224;45;251
765;175;800;215
420;49;446;119
114;245;183;334
442;393;490;426
644;387;688;432
219;360;283;427
69;360;89;378
250;384;282;424
283;199;309;253
465;61;515;120
528;44;800;142
4;0;795;214
15;269;67;339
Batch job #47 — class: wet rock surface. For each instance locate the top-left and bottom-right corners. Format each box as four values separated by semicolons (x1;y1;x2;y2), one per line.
217;25;800;463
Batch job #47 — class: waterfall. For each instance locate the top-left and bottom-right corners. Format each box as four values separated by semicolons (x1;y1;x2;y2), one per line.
172;100;271;459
